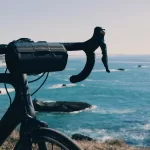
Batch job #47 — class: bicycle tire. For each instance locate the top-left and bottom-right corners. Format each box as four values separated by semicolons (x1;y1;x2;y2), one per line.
14;127;83;150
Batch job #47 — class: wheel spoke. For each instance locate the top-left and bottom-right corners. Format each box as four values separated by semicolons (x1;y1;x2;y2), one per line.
51;142;53;150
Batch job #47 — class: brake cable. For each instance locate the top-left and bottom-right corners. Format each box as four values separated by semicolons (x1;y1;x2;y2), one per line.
31;72;49;96
28;72;46;83
4;67;48;104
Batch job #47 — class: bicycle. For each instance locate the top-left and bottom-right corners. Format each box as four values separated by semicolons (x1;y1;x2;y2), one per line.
0;27;110;150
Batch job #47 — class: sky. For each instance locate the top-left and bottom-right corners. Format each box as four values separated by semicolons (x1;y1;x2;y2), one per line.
0;0;150;55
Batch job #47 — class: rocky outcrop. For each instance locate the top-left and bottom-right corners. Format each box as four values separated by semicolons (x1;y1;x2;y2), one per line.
117;68;125;71
72;134;94;141
62;84;66;87
138;65;142;68
33;99;92;112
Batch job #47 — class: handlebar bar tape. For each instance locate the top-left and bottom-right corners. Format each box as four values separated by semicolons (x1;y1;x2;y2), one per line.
70;52;95;83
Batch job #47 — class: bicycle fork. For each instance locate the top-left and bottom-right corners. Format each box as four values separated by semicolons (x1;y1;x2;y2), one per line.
14;115;48;150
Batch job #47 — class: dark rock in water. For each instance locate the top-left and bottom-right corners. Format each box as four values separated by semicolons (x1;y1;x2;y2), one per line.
62;84;66;87
138;65;142;68
72;134;94;141
117;68;125;71
33;99;92;112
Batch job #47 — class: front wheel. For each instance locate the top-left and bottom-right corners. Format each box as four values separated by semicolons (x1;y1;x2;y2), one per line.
14;127;83;150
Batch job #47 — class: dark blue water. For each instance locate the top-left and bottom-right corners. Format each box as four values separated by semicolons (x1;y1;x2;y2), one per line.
1;55;150;147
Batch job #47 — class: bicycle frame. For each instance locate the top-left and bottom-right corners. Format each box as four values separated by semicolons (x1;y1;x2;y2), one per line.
0;73;47;146
0;26;110;149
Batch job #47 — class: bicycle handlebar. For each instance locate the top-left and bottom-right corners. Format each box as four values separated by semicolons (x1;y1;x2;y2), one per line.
0;27;110;83
70;52;95;83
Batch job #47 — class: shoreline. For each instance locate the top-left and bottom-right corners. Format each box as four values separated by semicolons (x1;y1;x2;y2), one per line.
1;130;150;150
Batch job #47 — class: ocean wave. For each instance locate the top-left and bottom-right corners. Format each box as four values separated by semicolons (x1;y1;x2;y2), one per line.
109;61;150;64
74;128;113;141
48;84;76;89
75;127;147;143
92;69;106;72
81;84;85;87
85;79;94;82
0;88;15;95
130;133;146;141
143;124;150;130
85;79;107;82
141;66;149;68
0;62;6;67
42;100;56;103
120;128;147;141
92;69;119;72
44;105;97;114
91;108;136;114
92;69;129;72
136;65;150;68
77;128;107;135
65;68;76;70
85;79;116;82
64;79;69;81
86;105;97;110
68;105;97;114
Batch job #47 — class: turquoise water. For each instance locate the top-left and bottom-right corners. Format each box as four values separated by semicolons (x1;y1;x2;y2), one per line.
1;55;150;147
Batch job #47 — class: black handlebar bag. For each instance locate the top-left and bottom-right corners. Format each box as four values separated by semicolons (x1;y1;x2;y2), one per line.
5;40;68;74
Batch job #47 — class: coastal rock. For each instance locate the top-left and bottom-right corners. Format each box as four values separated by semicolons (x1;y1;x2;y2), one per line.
117;68;125;71
33;99;91;112
138;65;142;68
72;134;94;141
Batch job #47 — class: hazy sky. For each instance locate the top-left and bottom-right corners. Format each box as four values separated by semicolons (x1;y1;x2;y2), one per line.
0;0;150;55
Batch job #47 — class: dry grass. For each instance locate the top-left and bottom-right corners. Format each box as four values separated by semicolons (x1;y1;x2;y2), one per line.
0;131;150;150
0;130;19;150
77;140;150;150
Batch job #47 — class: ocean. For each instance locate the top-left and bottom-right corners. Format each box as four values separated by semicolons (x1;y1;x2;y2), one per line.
0;54;150;147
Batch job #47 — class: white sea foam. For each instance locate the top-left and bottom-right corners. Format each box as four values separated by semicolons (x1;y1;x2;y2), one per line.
92;69;106;72
93;69;120;72
69;126;147;144
75;128;113;141
130;133;146;141
100;136;113;141
86;105;97;110
85;79;117;82
64;79;69;81
69;105;97;114
0;88;15;95
134;65;149;68
77;128;93;133
109;61;150;64
92;69;129;73
65;68;76;70
69;110;85;114
0;62;6;67
85;79;94;82
110;69;120;72
143;124;150;130
48;84;76;89
140;65;149;68
46;105;97;114
91;108;136;114
43;100;56;103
